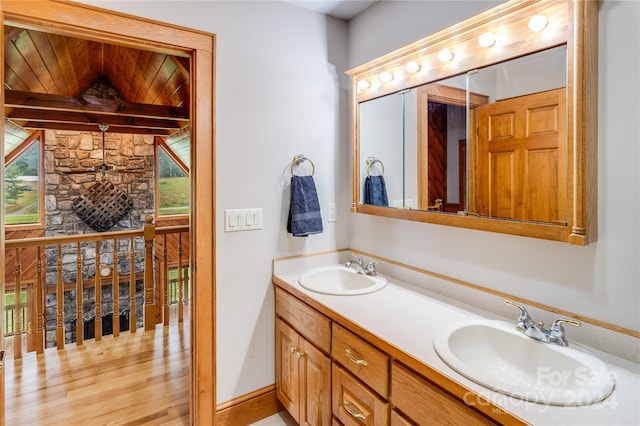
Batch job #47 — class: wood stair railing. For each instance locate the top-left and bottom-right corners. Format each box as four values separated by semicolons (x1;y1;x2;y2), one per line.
4;217;189;359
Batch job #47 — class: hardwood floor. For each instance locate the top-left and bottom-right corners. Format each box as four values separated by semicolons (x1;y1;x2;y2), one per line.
5;322;190;425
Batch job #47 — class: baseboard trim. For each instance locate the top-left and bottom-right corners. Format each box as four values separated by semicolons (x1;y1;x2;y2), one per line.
216;384;282;426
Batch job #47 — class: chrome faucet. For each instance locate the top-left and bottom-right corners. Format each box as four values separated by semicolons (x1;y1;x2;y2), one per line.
505;300;581;346
345;254;378;276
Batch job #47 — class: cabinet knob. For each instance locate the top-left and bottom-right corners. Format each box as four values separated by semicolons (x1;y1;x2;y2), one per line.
295;350;305;359
289;345;296;354
345;349;368;366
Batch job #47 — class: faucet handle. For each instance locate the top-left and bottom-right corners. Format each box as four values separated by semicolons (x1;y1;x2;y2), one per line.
505;299;532;320
366;260;378;275
551;318;581;331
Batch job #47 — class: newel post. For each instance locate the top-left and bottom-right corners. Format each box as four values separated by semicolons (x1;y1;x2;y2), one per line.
143;216;157;330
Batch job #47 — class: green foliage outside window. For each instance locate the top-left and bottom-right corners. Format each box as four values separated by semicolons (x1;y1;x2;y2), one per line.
158;146;190;215
4;142;40;225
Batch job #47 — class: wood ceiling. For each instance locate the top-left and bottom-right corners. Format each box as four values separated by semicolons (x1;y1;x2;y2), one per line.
4;25;190;138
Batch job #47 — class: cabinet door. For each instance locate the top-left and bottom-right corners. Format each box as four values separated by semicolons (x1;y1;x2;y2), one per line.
299;338;332;426
276;319;301;423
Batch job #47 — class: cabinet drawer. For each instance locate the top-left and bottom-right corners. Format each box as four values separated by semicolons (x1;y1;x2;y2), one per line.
332;364;389;426
391;362;496;425
275;287;331;352
390;410;414;426
332;323;389;397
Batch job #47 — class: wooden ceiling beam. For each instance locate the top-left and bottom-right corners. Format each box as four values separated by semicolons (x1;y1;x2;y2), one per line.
5;90;189;120
7;107;183;130
17;120;175;136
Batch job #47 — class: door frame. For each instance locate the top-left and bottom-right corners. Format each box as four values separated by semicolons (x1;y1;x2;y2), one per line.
0;1;216;423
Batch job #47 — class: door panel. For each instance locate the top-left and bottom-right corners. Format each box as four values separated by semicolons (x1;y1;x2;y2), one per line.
477;88;566;223
275;319;300;422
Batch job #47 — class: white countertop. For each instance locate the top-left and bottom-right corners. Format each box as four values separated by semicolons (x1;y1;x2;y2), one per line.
275;267;640;426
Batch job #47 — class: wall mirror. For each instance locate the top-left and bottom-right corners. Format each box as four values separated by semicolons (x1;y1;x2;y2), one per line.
347;0;598;245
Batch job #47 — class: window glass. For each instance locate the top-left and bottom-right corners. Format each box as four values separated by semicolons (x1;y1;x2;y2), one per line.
4;141;40;225
158;145;189;215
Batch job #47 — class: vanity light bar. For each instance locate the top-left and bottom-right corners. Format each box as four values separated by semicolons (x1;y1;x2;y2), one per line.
356;12;552;92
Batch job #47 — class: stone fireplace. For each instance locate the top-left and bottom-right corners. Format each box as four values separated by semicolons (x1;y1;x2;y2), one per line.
43;129;155;345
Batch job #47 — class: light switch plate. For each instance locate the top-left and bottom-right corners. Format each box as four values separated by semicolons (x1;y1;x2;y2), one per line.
225;208;263;232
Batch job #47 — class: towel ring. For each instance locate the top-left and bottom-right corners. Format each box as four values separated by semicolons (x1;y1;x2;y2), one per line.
366;157;384;177
291;154;315;176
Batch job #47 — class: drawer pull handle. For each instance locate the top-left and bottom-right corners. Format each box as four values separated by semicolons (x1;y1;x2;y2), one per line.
344;399;366;420
295;350;305;359
345;349;368;366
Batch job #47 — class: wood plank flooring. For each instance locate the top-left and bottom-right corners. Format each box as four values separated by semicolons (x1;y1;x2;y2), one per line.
5;322;190;425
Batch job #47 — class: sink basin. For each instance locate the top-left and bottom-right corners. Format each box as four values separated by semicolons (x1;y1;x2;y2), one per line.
433;319;614;406
298;265;387;295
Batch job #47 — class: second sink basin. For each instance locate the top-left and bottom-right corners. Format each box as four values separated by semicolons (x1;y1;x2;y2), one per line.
434;319;615;406
298;265;387;295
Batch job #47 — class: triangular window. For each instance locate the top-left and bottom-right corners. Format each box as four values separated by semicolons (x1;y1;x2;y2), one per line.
4;138;41;225
157;145;189;216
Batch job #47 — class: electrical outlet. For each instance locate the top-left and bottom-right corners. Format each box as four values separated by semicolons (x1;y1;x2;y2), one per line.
328;203;337;222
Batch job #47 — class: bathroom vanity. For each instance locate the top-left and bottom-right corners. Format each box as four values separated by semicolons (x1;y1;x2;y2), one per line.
272;252;640;425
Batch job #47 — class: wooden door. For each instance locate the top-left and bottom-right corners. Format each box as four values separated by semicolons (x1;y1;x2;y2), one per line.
299;338;331;426
275;319;301;422
477;88;567;223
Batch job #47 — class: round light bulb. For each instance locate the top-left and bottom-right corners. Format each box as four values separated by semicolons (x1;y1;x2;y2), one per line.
438;49;454;62
478;32;495;48
379;71;394;83
405;61;421;73
528;14;548;32
357;80;371;91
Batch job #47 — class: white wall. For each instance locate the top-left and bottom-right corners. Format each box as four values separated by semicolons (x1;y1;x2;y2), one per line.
79;0;351;403
348;1;640;332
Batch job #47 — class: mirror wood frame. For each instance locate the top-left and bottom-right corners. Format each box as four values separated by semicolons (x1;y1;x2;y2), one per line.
347;0;598;245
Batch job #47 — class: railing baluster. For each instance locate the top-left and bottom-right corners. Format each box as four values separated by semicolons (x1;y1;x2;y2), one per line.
75;242;83;346
56;244;64;350
35;246;45;354
143;217;156;331
177;232;184;323
14;249;23;359
129;237;136;333
95;242;102;341
4;220;188;348
163;234;169;325
113;239;120;337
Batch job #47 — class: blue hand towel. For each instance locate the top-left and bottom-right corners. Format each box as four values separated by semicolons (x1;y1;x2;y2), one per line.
287;175;323;237
364;175;388;206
